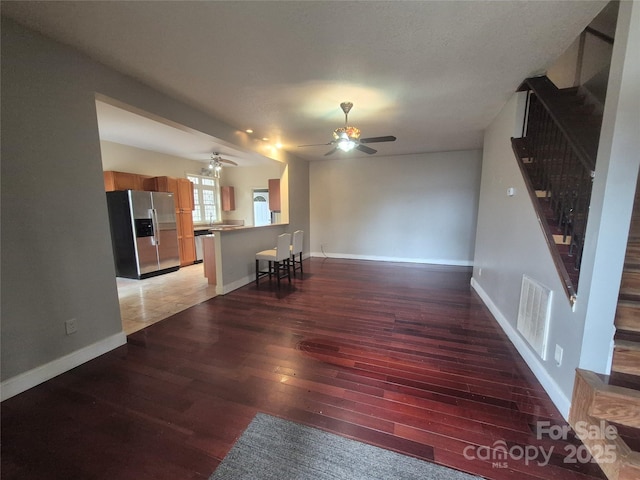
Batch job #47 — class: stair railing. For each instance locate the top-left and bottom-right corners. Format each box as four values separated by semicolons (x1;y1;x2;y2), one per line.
514;76;598;305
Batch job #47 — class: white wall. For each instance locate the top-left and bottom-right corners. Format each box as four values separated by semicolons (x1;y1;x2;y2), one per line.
546;35;581;88
100;140;204;178
309;150;482;265
0;17;309;397
546;2;617;103
221;164;285;225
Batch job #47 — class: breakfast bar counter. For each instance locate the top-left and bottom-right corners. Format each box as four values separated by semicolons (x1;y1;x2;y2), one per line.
201;223;289;295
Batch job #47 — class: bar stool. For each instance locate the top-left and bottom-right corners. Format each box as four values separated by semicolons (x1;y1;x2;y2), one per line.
255;233;291;287
290;230;304;277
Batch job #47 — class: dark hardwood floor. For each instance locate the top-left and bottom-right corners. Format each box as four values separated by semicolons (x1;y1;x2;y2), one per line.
1;258;605;480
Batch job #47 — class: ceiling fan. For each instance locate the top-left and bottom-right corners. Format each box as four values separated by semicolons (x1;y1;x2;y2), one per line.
203;152;238;177
299;102;396;156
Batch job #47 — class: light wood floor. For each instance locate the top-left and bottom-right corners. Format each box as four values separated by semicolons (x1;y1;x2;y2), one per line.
116;263;217;334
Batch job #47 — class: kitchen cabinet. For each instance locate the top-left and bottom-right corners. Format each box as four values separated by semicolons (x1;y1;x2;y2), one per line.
146;176;177;197
104;171;146;191
268;178;281;212
178;211;196;266
203;235;216;285
177;178;194;211
148;176;196;266
221;186;235;211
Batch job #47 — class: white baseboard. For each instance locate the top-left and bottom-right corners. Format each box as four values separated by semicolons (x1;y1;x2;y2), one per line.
1;332;127;401
219;274;254;295
310;252;473;267
470;277;571;419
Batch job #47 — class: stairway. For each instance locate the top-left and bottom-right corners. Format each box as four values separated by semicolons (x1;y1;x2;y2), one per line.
568;177;640;480
512;77;603;304
615;185;640;378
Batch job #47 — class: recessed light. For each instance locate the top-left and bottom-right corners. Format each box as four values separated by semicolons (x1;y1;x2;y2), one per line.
262;137;269;141
275;143;283;149
245;129;253;133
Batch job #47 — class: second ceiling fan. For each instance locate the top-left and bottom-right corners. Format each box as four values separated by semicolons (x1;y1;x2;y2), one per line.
299;102;396;156
204;152;238;178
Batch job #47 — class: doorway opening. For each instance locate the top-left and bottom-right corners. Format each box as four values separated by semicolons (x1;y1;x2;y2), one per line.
253;189;272;226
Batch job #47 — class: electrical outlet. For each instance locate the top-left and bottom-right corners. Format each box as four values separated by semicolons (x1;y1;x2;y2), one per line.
554;344;563;366
65;318;77;335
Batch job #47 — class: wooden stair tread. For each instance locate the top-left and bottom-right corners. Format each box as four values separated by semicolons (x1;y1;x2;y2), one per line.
612;341;640;376
619;271;640;299
570;370;640;480
591;386;640;429
616;302;640;334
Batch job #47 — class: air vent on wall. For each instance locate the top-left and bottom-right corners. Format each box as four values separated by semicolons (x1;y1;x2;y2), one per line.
517;275;552;360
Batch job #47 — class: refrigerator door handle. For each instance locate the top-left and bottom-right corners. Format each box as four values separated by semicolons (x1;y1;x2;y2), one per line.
151;208;160;246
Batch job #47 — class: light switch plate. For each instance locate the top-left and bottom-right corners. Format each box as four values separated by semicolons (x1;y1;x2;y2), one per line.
554;344;563;366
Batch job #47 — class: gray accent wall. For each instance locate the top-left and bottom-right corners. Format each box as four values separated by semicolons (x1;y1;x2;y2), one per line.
1;18;309;385
472;92;583;413
309;151;482;265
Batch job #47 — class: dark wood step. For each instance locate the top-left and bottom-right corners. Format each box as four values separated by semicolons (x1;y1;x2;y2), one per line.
558;86;581;96
609;371;640;391
615;329;640;343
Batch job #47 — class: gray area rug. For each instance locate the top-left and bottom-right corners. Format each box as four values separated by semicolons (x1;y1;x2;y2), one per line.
210;413;484;479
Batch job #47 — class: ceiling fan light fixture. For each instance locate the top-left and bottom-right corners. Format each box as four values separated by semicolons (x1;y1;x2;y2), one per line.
333;126;360;141
337;139;356;152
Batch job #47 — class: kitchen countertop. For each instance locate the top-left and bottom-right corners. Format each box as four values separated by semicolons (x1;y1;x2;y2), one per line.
194;223;288;232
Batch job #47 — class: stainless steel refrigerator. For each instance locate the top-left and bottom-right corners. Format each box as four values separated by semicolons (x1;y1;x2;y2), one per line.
106;190;180;279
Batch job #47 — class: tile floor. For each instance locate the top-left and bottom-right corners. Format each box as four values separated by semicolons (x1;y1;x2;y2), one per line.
116;263;217;335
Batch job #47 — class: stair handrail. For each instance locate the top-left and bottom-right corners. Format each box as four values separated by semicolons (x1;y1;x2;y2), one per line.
511;138;578;306
518;76;597;175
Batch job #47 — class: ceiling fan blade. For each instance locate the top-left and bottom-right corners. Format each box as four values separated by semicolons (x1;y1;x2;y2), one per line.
324;147;338;156
220;158;238;166
356;144;377;155
298;142;333;147
359;135;397;144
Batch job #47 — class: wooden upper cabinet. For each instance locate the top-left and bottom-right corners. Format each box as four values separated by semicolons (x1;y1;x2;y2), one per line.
268;178;281;212
146;176;193;211
221;186;235;212
148;176;178;196
104;171;144;191
177;178;194;211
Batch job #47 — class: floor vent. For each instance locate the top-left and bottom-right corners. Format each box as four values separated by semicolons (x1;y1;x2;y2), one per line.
517;275;552;360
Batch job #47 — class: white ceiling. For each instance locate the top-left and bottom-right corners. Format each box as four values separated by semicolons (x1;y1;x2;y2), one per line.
94;99;268;167
2;1;607;163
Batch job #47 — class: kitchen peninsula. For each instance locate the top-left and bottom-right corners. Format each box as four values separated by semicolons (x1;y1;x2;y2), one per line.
201;223;289;294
